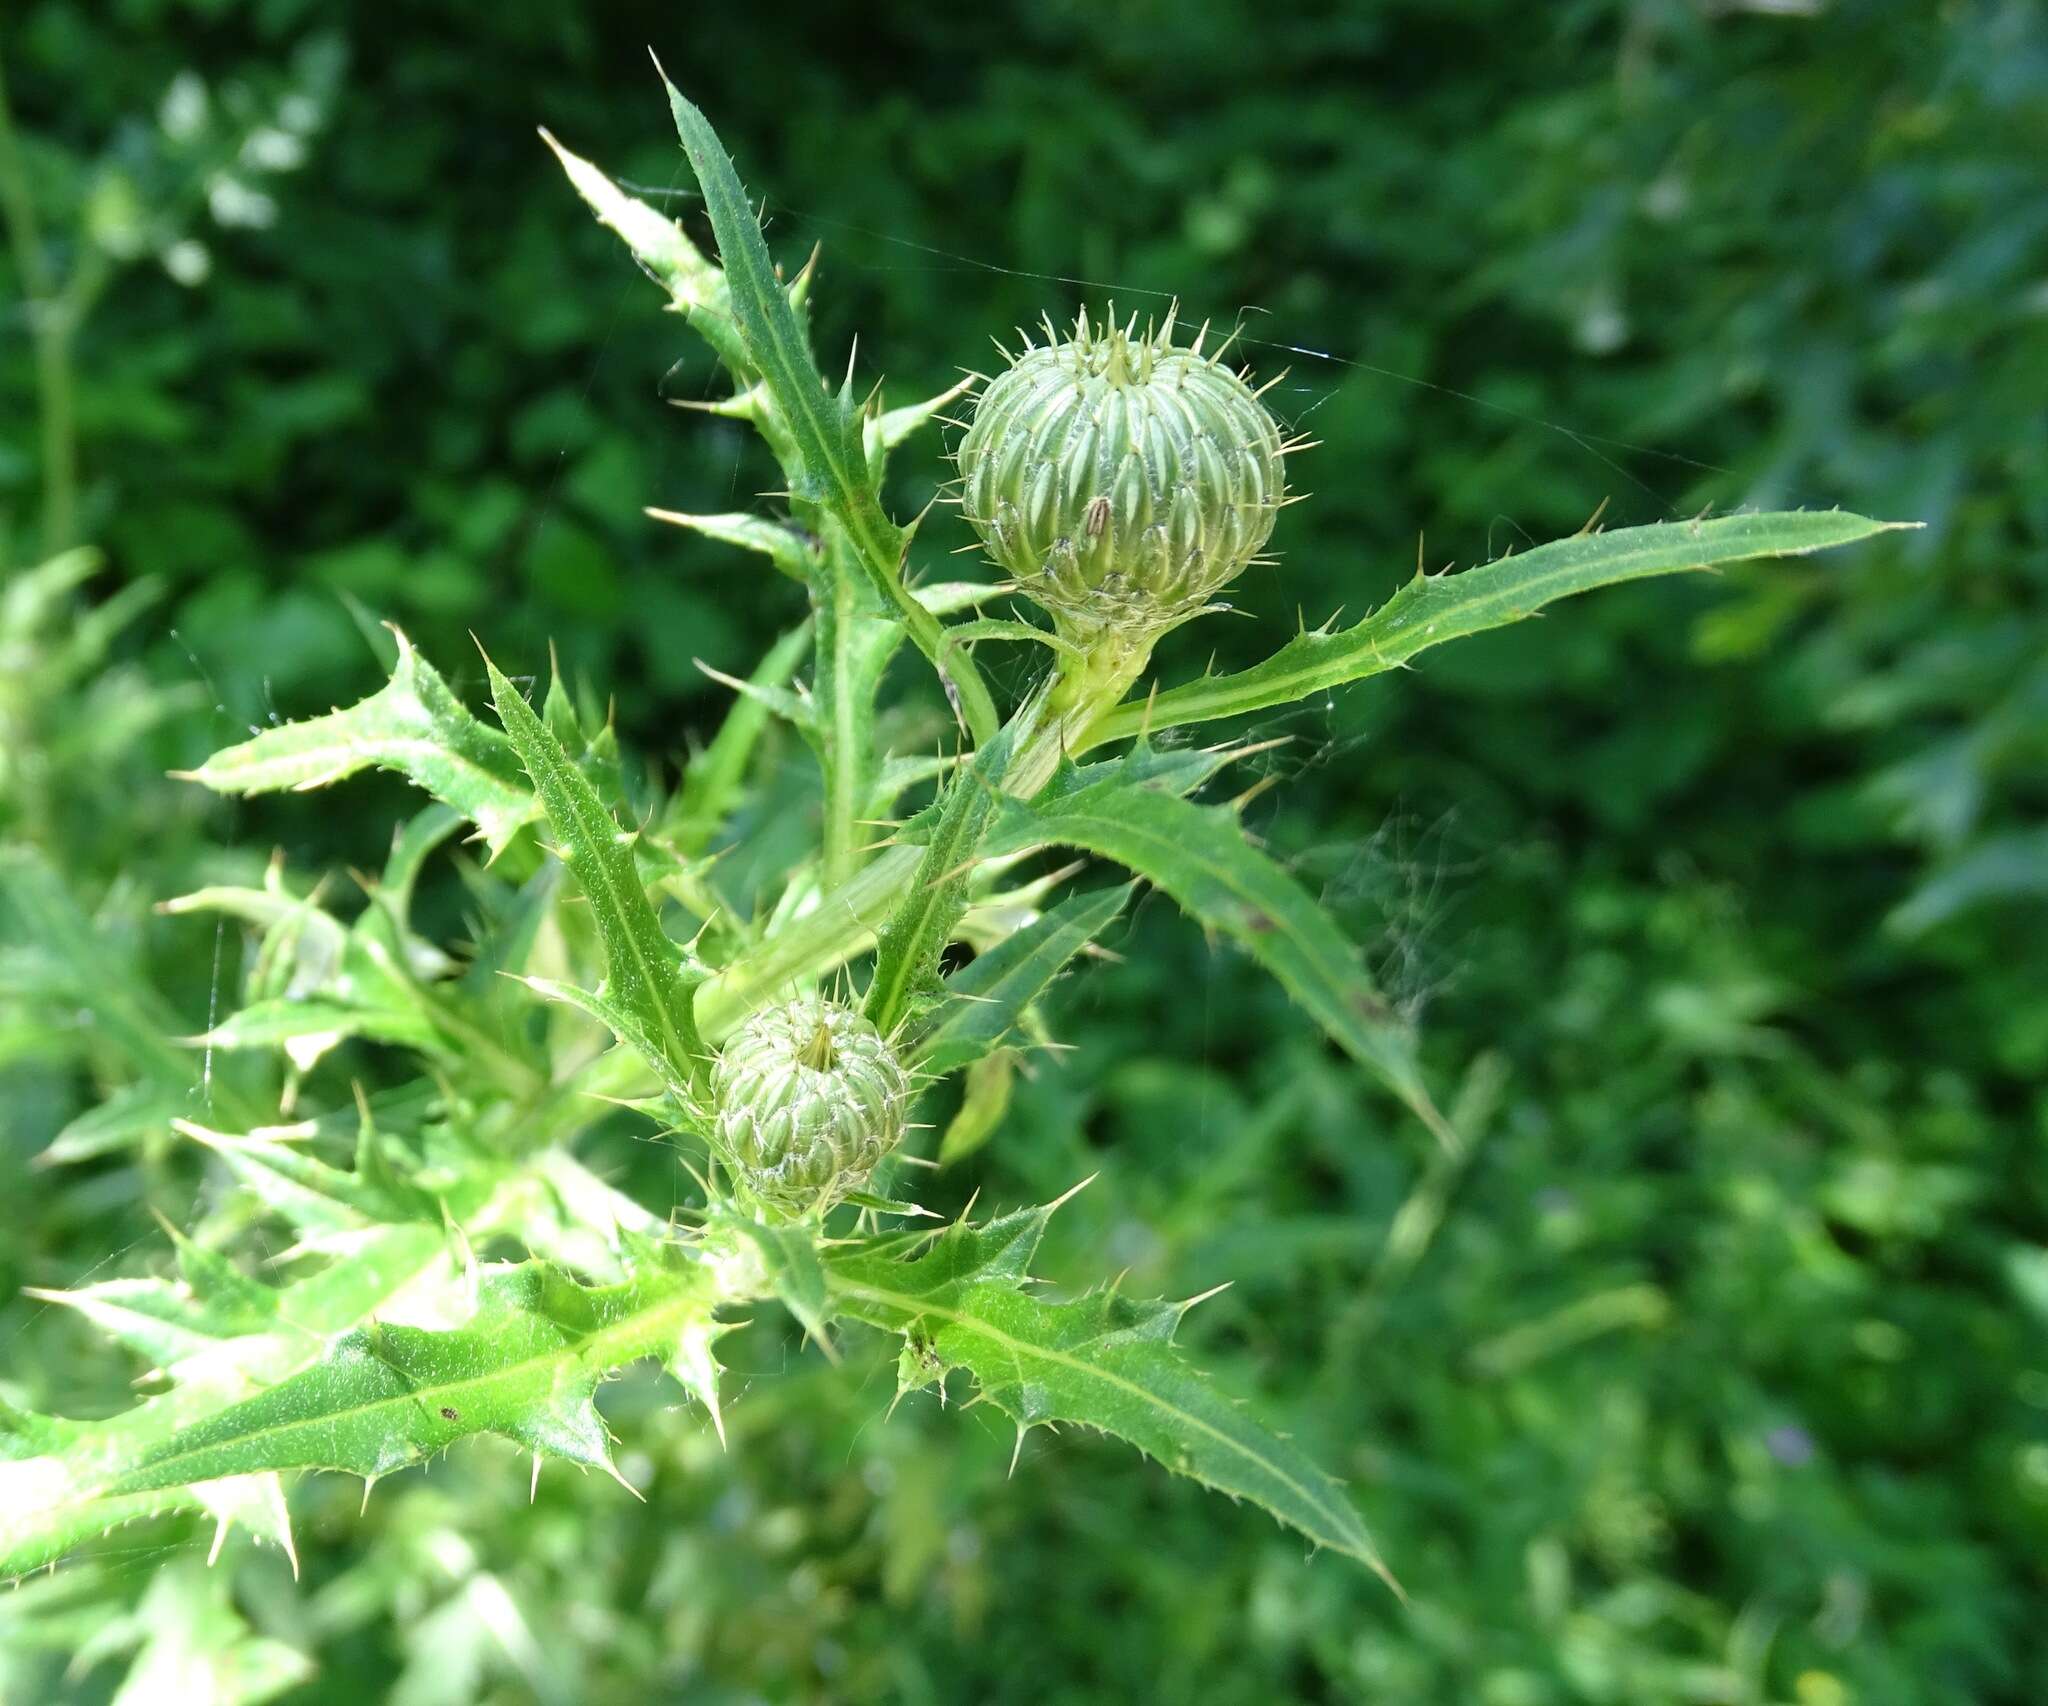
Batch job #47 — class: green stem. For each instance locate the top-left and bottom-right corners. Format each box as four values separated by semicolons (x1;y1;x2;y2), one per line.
694;842;924;1039
814;547;864;889
692;667;1090;1043
1007;628;1158;799
841;502;1000;746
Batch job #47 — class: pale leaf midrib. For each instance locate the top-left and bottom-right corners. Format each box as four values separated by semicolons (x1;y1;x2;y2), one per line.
504;687;693;1063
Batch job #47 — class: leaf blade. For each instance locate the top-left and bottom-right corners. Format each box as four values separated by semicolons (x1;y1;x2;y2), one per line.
828;1206;1389;1580
656;70;999;742
986;756;1454;1148
179;631;535;855
0;1261;718;1578
485;656;706;1088
864;725;1017;1036
1085;511;1910;747
915;882;1135;1075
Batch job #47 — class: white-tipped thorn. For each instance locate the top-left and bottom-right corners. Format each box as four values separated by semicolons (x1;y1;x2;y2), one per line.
1045;1172;1099;1215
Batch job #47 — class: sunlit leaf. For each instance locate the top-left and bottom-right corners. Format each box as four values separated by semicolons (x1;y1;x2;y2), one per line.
0;1259;719;1579
658;71;1000;742
178;631;536;856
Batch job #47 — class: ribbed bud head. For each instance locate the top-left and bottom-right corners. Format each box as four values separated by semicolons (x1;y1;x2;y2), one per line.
711;997;910;1213
957;306;1289;638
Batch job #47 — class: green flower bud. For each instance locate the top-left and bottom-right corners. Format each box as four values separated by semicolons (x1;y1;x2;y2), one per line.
711;996;910;1213
956;306;1291;640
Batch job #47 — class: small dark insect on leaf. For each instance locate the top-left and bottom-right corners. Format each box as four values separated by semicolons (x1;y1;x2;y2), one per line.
440;1407;459;1421
1351;988;1393;1023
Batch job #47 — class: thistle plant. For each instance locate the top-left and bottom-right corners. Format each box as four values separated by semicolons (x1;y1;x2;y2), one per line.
0;70;1903;1597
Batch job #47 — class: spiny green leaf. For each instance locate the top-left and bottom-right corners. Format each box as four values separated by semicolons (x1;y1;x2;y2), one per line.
539;126;746;374
814;524;907;882
695;843;926;1041
177;1121;439;1231
1;1220;462;1578
0;1259;721;1579
23;1277;270;1376
192;995;441;1066
985;753;1456;1150
178;631;536;855
694;658;819;739
827;1201;1390;1582
1083;511;1912;748
915;882;1134;1076
486;655;707;1089
717;1214;833;1350
864;377;972;471
656;69;999;743
518;974;695;1112
864;723;1017;1036
167;873;540;1093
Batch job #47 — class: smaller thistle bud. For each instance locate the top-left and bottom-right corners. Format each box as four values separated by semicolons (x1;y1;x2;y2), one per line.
956;305;1292;642
711;996;910;1214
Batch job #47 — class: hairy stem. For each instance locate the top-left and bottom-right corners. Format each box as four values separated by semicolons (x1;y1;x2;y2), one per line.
1008;628;1157;799
815;549;864;889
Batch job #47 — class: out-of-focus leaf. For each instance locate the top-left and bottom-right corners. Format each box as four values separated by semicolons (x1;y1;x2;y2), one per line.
936;1049;1014;1167
1887;826;2048;936
0;1259;718;1579
666;620;813;855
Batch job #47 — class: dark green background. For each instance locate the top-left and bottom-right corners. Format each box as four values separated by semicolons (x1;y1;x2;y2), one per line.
4;0;2045;1701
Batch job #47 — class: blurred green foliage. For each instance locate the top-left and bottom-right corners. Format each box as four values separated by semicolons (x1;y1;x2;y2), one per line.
3;0;2045;1702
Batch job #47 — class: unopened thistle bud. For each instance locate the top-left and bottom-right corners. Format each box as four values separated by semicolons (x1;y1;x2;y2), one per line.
711;996;910;1213
957;306;1291;641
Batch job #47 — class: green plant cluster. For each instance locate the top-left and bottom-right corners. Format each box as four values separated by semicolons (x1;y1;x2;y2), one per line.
2;2;2044;1703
